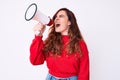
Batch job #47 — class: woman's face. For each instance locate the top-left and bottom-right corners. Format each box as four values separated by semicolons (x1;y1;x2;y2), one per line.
54;10;71;35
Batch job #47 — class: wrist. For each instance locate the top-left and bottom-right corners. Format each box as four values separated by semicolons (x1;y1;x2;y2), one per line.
35;30;43;36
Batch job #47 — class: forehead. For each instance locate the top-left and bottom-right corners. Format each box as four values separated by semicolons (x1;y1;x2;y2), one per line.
56;10;67;16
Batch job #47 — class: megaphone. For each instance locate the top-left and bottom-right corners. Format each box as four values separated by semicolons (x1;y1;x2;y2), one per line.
25;3;53;26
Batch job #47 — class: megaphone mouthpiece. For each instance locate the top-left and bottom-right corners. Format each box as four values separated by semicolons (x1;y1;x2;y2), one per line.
47;17;53;26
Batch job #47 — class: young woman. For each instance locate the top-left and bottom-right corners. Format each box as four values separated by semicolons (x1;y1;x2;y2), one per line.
30;8;89;80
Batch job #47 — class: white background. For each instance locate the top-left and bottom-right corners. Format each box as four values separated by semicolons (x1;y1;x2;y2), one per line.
0;0;120;80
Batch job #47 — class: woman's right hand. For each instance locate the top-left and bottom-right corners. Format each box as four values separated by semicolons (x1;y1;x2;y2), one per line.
33;22;46;36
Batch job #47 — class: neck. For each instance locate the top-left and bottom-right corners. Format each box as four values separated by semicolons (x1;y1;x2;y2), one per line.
61;32;68;35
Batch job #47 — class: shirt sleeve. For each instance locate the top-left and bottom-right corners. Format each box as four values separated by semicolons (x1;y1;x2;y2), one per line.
78;40;89;80
29;35;45;65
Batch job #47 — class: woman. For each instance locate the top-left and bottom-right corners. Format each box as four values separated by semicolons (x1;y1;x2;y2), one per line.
30;8;89;80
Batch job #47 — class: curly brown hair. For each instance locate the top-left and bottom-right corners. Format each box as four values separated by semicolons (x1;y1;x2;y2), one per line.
43;8;83;56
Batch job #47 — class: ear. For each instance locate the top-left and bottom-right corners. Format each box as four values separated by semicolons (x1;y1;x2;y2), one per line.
68;21;71;26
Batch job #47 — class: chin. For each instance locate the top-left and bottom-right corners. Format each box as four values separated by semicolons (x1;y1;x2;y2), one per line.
55;30;61;33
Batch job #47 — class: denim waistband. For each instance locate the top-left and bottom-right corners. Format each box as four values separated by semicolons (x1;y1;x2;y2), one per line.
46;73;78;80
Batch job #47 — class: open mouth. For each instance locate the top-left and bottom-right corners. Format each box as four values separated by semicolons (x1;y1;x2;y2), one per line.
55;24;60;27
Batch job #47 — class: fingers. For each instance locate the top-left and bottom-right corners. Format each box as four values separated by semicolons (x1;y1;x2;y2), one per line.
33;23;42;31
33;22;46;36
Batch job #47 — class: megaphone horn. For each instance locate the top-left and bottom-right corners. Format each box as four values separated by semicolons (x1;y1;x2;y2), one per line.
25;3;53;26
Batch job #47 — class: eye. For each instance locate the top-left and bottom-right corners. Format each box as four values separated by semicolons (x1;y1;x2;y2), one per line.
59;15;64;18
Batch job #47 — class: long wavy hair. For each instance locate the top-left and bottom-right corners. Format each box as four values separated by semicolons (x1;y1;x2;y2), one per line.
43;8;83;56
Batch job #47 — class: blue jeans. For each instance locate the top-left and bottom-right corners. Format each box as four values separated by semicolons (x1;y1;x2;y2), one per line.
46;74;78;80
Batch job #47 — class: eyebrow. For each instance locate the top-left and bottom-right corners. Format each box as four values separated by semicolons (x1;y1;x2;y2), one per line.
57;14;65;17
54;13;66;19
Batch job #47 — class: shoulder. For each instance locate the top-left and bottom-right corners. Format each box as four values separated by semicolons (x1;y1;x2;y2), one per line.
79;39;87;48
79;39;89;55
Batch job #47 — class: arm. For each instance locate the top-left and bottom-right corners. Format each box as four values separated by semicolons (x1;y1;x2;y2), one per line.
29;35;45;65
29;22;46;65
78;40;89;80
